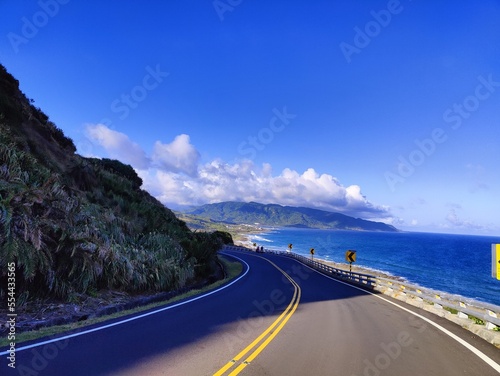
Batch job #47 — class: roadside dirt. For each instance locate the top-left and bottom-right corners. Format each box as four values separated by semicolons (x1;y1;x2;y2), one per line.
0;267;225;337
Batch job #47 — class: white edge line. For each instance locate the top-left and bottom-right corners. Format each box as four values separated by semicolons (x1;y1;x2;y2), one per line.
285;256;500;374
0;252;249;356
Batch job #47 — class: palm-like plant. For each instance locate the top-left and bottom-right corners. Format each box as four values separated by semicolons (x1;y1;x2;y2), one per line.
0;141;67;298
1;63;227;305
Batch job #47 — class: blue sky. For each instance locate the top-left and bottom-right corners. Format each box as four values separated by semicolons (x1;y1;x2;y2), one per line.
1;0;500;235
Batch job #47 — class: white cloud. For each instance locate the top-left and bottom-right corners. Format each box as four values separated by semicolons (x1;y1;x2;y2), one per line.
144;161;391;219
84;125;392;220
152;134;200;176
85;125;200;176
85;124;149;169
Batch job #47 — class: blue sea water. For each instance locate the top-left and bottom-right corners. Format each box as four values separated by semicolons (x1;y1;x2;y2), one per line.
249;228;500;307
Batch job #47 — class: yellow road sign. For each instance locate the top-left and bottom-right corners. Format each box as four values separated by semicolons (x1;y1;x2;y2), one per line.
310;248;315;255
492;244;500;280
345;250;356;263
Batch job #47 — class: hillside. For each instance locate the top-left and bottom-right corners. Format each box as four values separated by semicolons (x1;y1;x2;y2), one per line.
0;64;231;304
183;201;398;232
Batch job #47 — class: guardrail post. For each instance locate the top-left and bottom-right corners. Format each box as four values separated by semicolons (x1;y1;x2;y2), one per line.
457;302;468;319
397;285;407;298
434;294;443;309
486;322;498;330
486;310;499;330
386;281;393;293
413;289;423;302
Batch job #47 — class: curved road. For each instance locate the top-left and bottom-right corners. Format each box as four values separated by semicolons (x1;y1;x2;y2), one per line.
2;249;500;375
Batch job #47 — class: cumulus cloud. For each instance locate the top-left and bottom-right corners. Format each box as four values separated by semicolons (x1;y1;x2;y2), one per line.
83;124;392;219
144;161;391;219
85;125;200;176
85;124;150;169
152;134;200;176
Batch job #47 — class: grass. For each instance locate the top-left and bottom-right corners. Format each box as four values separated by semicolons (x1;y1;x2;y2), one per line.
438;306;487;326
0;255;242;347
443;306;459;315
468;315;485;326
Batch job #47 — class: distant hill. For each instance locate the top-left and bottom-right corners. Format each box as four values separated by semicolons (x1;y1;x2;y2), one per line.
183;201;398;232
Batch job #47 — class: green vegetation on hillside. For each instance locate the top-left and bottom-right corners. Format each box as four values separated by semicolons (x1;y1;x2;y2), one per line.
184;201;398;232
175;211;264;243
0;64;232;304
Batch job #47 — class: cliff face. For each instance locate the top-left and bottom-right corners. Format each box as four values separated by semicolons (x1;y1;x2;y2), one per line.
0;64;228;303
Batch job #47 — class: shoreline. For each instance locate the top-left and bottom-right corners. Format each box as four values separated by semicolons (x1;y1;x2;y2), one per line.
233;227;500;308
233;226;278;248
229;243;500;348
233;236;499;309
234;233;404;282
310;256;406;282
239;242;406;282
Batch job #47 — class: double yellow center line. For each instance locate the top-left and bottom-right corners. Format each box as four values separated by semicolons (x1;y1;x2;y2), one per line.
214;257;301;376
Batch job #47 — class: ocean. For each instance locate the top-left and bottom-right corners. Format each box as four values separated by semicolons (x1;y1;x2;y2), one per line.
249;228;500;307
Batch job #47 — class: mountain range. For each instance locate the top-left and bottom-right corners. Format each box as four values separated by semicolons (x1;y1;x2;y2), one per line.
182;201;398;232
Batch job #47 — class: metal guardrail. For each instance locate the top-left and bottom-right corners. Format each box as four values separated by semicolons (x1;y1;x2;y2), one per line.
223;245;500;330
372;275;500;330
283;251;377;288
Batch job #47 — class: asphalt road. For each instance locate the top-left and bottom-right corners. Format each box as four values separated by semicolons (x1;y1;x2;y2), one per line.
2;249;500;375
